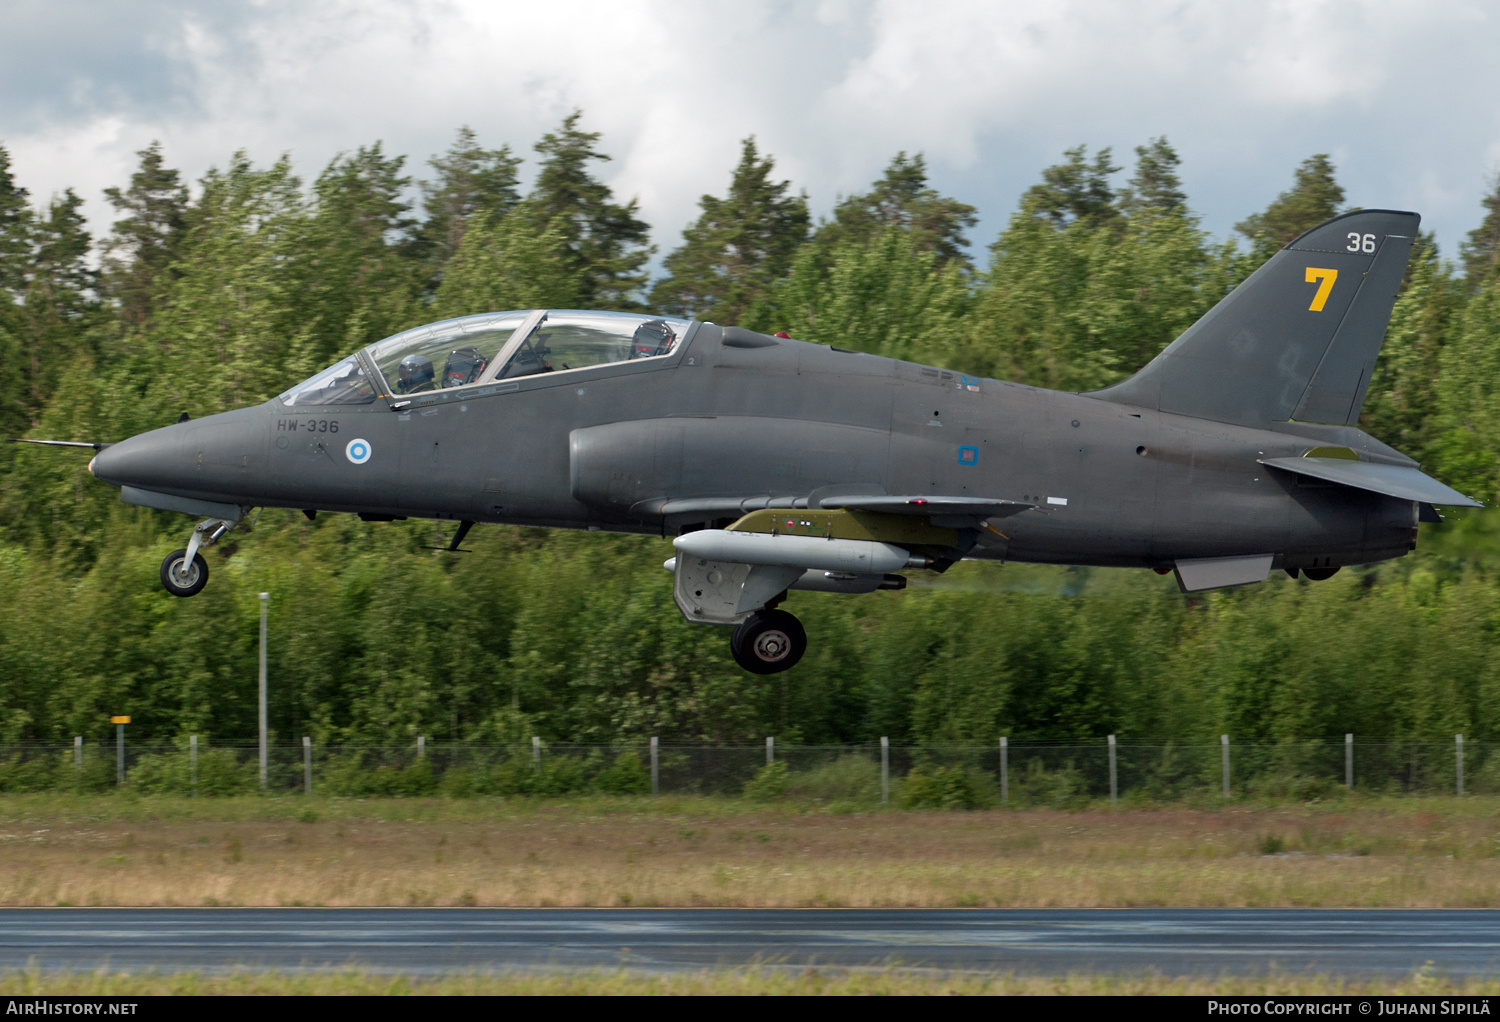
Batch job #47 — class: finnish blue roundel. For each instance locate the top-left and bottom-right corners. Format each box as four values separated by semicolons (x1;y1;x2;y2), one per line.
345;438;372;465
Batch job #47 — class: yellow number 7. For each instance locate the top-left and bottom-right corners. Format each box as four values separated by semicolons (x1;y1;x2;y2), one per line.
1305;267;1338;312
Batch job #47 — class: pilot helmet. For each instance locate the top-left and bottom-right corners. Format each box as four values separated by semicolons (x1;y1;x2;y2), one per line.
443;346;487;388
396;354;434;392
631;319;675;358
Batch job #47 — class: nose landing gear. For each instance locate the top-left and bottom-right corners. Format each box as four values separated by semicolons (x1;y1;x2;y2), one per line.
159;517;236;597
730;609;808;674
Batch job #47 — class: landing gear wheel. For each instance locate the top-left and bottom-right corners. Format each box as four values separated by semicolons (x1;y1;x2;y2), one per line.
160;549;209;597
731;610;807;674
1302;566;1341;581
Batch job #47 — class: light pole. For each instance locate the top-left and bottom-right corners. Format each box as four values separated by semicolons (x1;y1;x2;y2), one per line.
259;592;269;789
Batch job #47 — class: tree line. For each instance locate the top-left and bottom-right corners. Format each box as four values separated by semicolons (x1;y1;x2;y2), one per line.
1;112;1499;753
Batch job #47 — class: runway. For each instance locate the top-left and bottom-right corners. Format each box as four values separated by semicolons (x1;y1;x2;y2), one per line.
1;908;1498;975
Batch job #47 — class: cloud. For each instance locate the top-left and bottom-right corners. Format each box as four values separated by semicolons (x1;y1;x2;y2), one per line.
2;0;1498;264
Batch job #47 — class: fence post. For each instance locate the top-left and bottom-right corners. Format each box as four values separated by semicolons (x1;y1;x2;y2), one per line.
1221;734;1230;798
650;737;659;796
532;736;541;772
766;736;774;765
1345;733;1353;789
1000;736;1008;804
881;737;889;806
417;735;425;759
303;736;312;795
258;592;269;790
190;735;198;795
1456;734;1464;797
1107;735;1117;805
74;736;82;772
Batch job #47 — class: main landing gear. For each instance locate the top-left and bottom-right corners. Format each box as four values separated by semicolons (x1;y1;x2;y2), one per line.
160;517;237;597
730;609;808;674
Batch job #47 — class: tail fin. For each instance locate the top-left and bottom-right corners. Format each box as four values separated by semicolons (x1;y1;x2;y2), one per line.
1090;209;1419;428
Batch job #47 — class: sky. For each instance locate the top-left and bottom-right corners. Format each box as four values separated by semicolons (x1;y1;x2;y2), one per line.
4;0;1500;271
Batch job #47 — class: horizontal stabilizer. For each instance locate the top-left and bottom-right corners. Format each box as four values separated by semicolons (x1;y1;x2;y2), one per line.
818;495;1034;519
1259;458;1482;507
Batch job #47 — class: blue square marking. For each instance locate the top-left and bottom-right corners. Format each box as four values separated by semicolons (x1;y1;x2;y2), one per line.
957;445;979;465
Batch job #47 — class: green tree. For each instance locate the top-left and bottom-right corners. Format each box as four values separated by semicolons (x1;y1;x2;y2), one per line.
649;137;808;323
1359;236;1460;460
298;143;423;365
1236;154;1345;251
817;152;977;267
529;110;653;308
762;226;970;364
1461;173;1500;289
431;201;580;319
1119;136;1187;215
101;142;188;330
1022;145;1121;229
15;189;98;423
0;146;32;439
419;126;523;271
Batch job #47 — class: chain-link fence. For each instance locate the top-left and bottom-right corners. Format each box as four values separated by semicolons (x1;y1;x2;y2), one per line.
0;735;1492;804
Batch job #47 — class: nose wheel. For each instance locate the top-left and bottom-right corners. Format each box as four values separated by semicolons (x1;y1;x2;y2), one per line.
730;609;807;674
160;549;209;597
159;516;237;597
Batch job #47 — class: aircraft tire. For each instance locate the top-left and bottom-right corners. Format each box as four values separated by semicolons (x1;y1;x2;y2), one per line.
730;610;807;674
1302;566;1341;581
160;549;209;598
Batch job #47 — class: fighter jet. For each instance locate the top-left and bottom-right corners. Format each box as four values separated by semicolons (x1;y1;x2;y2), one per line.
17;209;1480;674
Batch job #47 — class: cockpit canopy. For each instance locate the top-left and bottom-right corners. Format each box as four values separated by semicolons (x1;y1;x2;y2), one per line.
281;309;691;406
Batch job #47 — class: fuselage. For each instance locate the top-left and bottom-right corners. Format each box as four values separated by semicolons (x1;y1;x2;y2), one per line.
90;321;1419;574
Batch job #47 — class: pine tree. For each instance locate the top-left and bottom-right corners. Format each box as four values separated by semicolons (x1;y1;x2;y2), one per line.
817;152;977;266
1460;173;1500;289
529;110;652;308
1236;154;1345;250
17;189;97;420
0;145;31;297
101;142;188;330
1022;145;1121;228
419;127;523;270
0;146;33;438
649;137;808;322
1119;137;1187;215
300;143;423;363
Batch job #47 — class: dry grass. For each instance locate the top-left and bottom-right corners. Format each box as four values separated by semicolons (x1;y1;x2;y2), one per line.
2;794;1499;908
2;966;1498;996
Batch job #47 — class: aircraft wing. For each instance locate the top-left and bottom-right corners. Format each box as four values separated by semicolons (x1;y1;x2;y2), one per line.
816;495;1034;519
651;492;1038;519
1259;457;1482;507
650;494;1034;520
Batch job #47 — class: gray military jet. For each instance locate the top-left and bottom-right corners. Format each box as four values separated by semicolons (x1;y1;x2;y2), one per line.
19;209;1481;673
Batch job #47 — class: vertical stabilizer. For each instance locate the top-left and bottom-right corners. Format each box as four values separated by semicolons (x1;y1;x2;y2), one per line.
1089;209;1419;428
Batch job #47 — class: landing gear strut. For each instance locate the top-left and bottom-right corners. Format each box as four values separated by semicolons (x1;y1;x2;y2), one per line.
730;609;807;674
159;517;235;597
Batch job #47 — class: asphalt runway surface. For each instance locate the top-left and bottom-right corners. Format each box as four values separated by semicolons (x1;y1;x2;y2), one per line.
1;908;1499;975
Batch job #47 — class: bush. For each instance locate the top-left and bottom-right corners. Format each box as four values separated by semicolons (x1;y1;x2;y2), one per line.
592;752;650;795
743;761;789;801
900;765;989;810
0;753;58;793
783;757;882;805
127;747;253;796
320;754;435;797
1011;759;1090;810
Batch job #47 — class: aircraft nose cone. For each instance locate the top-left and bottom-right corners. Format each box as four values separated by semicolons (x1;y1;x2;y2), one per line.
88;427;187;490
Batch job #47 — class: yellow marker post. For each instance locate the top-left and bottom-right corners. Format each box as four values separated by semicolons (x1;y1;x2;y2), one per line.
111;716;130;785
